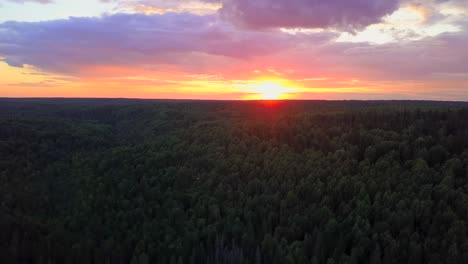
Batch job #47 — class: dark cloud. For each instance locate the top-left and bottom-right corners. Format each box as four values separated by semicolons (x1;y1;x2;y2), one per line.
219;0;402;31
107;0;404;30
107;0;467;32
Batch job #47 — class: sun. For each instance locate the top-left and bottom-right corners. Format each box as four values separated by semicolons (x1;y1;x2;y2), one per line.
255;81;292;100
239;79;298;100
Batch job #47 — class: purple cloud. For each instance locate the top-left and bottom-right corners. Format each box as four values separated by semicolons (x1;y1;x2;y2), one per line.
219;0;402;31
272;29;468;82
0;13;325;74
342;33;468;80
118;0;403;30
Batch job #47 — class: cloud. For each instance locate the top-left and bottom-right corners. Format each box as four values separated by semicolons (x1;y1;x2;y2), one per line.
0;5;467;97
112;0;221;15
291;31;468;83
110;0;468;32
335;4;464;44
219;0;404;31
0;13;331;75
108;0;403;31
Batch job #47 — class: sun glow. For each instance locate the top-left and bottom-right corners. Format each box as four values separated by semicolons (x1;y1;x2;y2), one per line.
243;80;296;100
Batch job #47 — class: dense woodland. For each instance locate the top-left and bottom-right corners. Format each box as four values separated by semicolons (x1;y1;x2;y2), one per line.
1;99;468;264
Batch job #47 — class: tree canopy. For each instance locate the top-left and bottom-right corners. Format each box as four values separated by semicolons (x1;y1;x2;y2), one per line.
1;99;468;264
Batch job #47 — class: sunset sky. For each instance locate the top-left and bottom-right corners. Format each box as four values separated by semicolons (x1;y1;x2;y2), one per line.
0;0;467;100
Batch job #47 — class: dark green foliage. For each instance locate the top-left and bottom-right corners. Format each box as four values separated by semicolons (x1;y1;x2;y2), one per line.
1;99;468;264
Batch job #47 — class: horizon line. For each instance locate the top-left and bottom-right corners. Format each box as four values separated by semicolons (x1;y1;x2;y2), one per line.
1;97;468;103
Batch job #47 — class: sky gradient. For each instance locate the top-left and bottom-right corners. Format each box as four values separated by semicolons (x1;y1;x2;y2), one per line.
0;0;467;100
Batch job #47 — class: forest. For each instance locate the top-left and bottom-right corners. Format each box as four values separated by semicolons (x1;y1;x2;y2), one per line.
1;98;468;264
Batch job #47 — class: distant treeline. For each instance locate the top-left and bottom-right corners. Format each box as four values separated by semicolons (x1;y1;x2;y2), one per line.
1;99;468;264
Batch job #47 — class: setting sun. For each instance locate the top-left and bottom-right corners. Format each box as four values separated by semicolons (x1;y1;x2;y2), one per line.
256;81;291;100
240;80;297;100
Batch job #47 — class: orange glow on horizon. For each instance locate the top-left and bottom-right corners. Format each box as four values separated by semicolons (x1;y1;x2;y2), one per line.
2;62;465;101
256;81;291;100
241;79;298;100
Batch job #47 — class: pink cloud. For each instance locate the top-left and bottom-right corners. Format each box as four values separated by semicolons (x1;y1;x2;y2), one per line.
0;13;332;75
